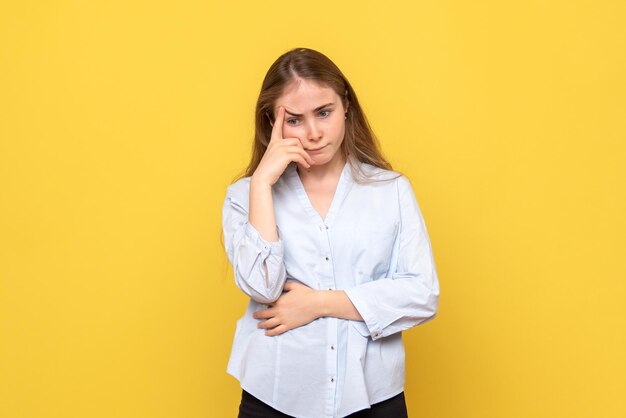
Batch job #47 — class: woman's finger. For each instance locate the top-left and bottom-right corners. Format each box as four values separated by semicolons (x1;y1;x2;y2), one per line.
289;154;311;169
252;309;272;319
258;317;281;329
292;149;315;167
270;106;285;142
281;137;303;147
282;139;315;165
283;145;314;163
302;149;316;165
284;281;305;291
265;324;288;337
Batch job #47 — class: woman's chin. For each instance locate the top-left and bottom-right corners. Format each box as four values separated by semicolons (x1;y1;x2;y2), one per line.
310;155;331;166
299;155;332;169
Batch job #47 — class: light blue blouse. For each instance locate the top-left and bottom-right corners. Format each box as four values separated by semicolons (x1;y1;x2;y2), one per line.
222;159;440;418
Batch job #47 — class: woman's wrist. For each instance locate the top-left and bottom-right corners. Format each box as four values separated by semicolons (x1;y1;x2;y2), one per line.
314;289;363;321
250;174;272;190
314;290;332;318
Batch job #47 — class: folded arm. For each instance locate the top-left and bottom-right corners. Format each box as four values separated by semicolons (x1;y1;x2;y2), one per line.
343;176;440;341
253;176;439;340
222;180;287;304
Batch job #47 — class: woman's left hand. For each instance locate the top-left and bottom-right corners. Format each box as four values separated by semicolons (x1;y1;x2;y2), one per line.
252;281;322;336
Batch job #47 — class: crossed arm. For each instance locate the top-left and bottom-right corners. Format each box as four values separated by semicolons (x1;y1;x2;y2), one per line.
246;176;363;336
252;281;364;336
225;176;439;340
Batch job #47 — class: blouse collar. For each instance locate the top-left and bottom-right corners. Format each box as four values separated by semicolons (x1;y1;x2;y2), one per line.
284;160;355;225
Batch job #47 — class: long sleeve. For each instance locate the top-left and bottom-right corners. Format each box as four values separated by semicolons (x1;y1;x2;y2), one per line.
221;182;287;304
343;176;440;341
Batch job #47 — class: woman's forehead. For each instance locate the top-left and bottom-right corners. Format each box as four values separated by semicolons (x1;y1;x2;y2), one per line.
275;81;339;112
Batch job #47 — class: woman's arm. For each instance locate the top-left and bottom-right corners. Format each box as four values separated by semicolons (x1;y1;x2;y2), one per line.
342;176;440;341
249;177;279;244
248;104;315;244
249;177;279;287
317;289;363;321
253;281;363;337
222;107;317;305
254;175;439;339
222;181;287;305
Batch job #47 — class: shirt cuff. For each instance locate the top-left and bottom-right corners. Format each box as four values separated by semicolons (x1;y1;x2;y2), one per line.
344;286;384;341
244;221;284;258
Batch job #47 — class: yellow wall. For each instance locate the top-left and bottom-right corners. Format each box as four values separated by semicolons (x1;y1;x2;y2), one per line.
1;1;624;417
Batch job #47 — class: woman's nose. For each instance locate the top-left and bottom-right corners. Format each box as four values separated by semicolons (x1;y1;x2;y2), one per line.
306;120;322;140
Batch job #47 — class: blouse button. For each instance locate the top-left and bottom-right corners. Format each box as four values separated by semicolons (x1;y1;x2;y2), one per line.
331;345;335;350
330;377;335;383
325;256;329;261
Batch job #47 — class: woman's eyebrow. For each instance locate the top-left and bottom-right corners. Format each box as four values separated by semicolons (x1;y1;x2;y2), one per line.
285;102;335;117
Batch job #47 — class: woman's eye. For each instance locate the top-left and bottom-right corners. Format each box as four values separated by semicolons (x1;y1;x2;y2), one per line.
286;111;331;126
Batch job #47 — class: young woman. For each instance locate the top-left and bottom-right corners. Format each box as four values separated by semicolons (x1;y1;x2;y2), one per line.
222;48;440;418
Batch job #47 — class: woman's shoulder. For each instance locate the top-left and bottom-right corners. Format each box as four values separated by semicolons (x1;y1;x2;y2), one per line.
225;176;252;204
358;162;408;186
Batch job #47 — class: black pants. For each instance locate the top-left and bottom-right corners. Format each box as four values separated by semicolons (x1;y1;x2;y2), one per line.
238;389;408;418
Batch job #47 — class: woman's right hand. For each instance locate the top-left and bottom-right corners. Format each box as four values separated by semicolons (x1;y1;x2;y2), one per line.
252;106;316;186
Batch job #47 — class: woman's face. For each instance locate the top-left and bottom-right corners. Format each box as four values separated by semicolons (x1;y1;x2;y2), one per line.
272;78;348;168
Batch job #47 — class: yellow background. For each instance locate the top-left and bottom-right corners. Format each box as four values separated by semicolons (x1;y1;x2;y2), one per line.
1;1;624;417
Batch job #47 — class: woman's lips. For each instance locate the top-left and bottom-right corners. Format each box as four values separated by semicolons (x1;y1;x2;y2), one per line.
307;145;326;153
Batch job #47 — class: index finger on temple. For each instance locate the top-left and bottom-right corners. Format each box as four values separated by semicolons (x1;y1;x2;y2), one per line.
271;106;285;141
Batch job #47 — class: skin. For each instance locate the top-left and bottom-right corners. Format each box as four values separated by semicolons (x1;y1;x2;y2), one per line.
250;78;364;337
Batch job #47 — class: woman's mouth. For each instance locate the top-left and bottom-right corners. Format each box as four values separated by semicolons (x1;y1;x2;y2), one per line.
307;145;326;153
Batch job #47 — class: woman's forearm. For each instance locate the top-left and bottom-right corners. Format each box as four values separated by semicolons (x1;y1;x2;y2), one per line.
316;290;364;321
249;176;279;243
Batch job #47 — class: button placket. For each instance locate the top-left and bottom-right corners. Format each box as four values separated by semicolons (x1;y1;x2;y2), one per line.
320;220;337;405
321;223;333;289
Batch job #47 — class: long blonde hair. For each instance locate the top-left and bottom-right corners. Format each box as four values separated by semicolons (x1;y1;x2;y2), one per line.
230;47;402;185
